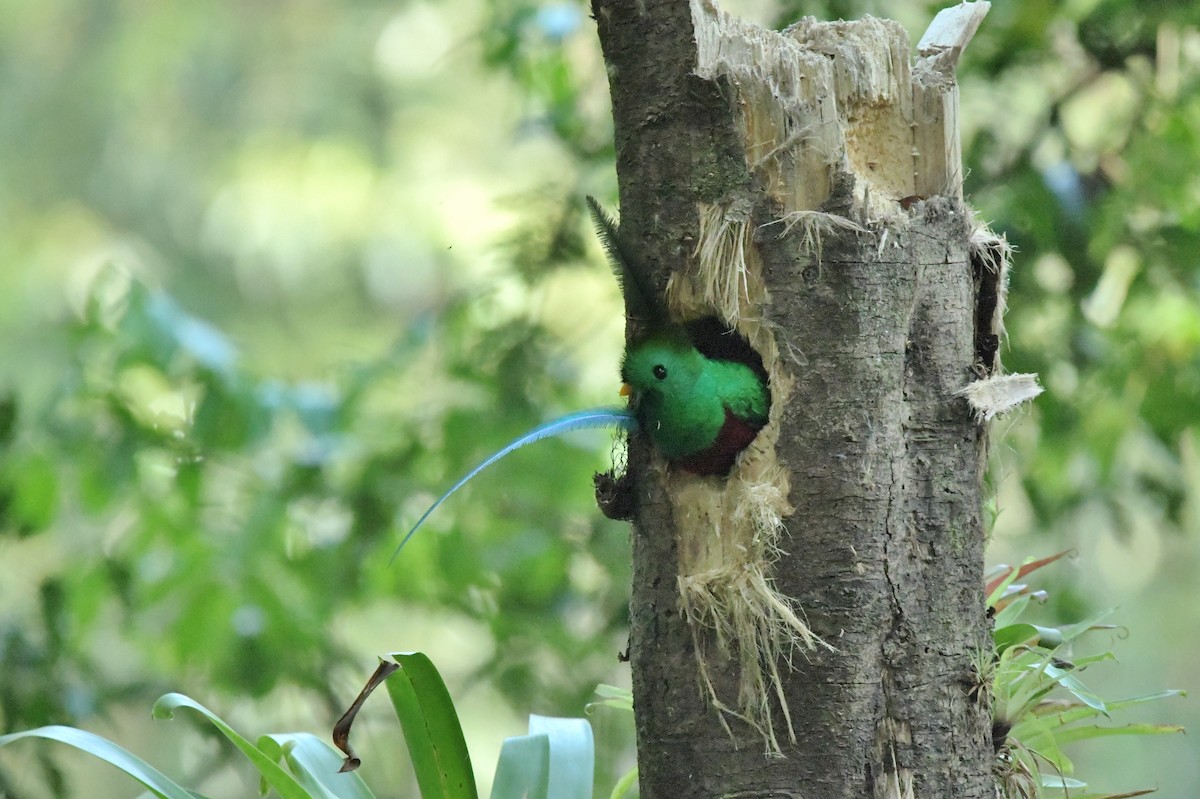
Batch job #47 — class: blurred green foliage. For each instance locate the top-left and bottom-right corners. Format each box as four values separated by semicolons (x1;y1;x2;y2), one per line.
1;654;623;799
0;0;1197;796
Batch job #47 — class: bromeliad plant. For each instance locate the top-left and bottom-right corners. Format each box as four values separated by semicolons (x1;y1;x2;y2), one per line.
986;553;1184;799
1;559;1183;799
0;652;619;799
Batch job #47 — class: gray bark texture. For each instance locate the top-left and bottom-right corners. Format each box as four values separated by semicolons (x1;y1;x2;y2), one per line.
593;1;1000;797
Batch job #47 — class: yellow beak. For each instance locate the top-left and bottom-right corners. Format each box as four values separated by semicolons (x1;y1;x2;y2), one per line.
619;384;632;398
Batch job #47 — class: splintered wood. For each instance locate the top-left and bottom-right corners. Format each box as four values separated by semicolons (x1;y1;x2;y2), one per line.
691;0;990;215
671;0;997;755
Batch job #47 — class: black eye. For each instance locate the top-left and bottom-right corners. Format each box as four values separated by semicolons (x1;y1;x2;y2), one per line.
652;364;667;380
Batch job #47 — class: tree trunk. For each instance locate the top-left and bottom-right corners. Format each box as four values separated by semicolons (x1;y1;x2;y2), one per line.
593;1;1004;797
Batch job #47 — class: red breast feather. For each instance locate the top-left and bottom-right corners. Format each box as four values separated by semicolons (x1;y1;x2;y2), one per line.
675;406;764;476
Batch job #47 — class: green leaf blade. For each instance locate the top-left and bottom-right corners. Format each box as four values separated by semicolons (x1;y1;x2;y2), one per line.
383;651;478;799
587;684;633;714
529;715;593;799
1041;664;1109;716
258;733;376;799
608;765;639;799
489;733;550;799
1052;722;1186;747
152;693;313;799
0;725;194;799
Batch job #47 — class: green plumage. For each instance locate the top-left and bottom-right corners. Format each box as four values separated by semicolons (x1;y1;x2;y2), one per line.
621;332;769;464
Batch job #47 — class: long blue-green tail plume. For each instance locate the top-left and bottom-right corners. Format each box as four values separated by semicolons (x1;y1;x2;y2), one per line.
392;407;637;562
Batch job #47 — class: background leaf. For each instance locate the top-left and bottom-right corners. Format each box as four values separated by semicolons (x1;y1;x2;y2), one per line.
383;653;478;799
0;726;194;799
489;734;549;799
528;715;593;799
151;693;312;799
258;733;375;799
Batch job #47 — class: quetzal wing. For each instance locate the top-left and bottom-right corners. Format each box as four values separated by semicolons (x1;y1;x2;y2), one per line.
713;360;770;427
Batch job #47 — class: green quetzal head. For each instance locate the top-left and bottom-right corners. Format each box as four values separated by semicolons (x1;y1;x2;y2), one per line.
620;332;723;458
621;333;705;400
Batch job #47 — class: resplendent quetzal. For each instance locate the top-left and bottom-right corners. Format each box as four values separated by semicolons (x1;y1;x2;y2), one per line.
594;195;770;476
392;197;769;558
619;327;768;477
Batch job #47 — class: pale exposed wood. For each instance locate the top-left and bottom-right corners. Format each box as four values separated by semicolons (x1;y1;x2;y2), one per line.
913;2;991;200
918;1;992;69
691;0;989;215
957;372;1044;421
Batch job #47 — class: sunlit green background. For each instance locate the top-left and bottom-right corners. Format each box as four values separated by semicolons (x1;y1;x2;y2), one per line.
0;0;1196;796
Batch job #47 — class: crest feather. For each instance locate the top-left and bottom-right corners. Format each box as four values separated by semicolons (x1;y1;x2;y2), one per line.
586;195;664;324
